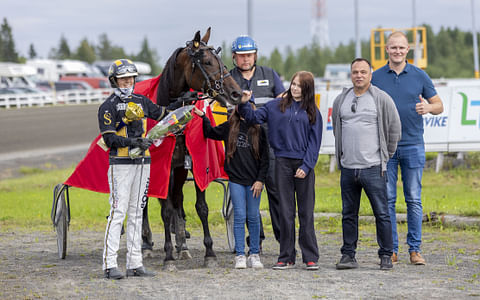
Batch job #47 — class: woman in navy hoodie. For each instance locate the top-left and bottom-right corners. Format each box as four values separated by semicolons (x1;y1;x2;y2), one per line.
238;71;323;270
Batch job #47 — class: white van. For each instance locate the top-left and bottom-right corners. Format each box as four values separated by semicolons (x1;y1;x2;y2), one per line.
0;63;38;88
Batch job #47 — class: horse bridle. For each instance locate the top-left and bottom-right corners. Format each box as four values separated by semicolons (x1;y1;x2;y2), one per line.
186;40;231;99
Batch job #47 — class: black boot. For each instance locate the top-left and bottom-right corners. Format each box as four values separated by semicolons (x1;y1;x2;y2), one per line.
126;266;156;277
104;267;125;280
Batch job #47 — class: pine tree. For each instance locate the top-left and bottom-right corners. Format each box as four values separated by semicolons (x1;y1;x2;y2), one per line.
75;38;96;63
220;41;233;70
56;35;71;59
135;37;160;75
28;44;37;59
269;48;283;77
0;18;19;62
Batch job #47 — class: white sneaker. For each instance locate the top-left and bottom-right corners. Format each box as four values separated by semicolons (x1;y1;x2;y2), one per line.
247;254;264;269
235;255;247;269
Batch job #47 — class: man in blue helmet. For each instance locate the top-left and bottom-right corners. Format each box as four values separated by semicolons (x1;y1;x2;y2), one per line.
230;35;285;249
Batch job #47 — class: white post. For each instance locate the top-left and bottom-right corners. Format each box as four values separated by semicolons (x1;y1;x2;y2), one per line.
329;154;337;173
435;152;444;173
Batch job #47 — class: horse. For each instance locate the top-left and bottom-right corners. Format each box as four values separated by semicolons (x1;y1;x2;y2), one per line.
141;28;242;270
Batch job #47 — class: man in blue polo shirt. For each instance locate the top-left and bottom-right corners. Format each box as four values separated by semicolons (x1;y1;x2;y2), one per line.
371;31;444;265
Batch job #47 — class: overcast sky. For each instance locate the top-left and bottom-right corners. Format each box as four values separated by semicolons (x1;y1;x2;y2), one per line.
3;0;479;65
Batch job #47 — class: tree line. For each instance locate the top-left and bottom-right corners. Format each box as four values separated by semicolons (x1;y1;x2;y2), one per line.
0;16;478;79
0;18;161;75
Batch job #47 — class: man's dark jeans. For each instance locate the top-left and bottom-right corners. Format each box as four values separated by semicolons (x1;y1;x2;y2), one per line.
340;165;393;257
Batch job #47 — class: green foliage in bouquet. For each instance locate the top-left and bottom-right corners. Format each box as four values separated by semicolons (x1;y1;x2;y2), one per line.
129;105;195;158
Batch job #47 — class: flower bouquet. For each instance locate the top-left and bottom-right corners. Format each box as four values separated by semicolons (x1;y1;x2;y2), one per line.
129;105;195;158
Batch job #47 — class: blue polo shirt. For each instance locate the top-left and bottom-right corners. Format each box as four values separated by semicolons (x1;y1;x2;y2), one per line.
372;62;437;146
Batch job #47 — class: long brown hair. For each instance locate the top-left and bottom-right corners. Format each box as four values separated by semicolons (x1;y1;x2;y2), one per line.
226;102;261;162
279;71;317;124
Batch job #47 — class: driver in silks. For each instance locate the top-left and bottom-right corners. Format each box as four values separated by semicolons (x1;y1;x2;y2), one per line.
98;59;194;279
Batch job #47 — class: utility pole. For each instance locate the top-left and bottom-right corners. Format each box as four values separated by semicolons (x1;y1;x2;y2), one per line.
472;0;480;79
412;0;420;66
247;0;253;37
354;0;361;58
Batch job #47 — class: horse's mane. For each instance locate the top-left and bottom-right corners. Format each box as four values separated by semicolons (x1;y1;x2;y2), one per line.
157;47;184;106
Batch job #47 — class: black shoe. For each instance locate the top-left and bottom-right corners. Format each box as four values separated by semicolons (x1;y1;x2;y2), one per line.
305;261;319;270
126;266;156;277
272;261;295;270
104;267;125;280
380;255;393;270
336;254;359;270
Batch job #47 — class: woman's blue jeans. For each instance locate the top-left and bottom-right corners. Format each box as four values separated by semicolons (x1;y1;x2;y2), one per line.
387;144;425;254
229;181;261;256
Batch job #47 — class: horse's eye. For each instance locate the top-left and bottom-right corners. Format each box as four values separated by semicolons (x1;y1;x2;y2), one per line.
203;60;212;66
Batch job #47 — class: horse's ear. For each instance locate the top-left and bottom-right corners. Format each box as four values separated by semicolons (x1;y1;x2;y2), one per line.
193;31;201;48
201;27;211;44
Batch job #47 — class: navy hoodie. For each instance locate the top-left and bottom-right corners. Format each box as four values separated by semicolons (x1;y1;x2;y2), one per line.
239;98;323;173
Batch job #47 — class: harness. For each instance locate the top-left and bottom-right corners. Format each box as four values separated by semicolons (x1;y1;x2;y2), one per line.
186;40;231;99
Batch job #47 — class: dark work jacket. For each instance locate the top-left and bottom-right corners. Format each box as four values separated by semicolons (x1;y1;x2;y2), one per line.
230;66;285;106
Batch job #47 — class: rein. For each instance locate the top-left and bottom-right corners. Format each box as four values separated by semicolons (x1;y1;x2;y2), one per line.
186;40;231;99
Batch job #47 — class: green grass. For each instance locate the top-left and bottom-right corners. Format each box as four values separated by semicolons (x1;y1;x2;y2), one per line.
0;154;479;231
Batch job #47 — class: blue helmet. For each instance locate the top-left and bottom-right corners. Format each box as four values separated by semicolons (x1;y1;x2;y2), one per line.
231;35;258;54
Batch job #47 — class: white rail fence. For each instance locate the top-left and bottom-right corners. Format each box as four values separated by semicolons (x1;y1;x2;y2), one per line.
0;88;112;108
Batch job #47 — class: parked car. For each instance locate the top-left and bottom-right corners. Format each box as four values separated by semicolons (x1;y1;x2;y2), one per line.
54;81;92;91
0;86;46;94
59;76;110;89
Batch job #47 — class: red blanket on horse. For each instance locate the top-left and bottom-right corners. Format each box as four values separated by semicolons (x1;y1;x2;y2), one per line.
64;75;227;198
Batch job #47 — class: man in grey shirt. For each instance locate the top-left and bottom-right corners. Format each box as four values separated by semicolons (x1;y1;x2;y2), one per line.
331;58;401;270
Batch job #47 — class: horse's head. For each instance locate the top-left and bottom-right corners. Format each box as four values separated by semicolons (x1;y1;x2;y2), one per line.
176;28;242;107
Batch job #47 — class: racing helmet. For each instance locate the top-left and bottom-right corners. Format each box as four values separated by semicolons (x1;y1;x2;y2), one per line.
108;59;139;88
231;35;258;54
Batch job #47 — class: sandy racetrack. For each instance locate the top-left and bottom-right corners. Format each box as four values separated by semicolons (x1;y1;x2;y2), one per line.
1;225;479;299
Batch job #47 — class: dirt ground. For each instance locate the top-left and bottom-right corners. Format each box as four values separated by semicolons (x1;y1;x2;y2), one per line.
1;224;479;300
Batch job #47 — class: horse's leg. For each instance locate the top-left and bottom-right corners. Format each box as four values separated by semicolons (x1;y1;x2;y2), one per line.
171;167;191;260
194;182;217;267
160;197;177;271
141;197;154;257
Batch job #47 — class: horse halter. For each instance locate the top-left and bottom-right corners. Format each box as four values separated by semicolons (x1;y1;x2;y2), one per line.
186;40;231;99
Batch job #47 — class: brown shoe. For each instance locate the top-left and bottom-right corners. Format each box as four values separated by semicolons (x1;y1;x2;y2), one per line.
391;253;398;264
410;251;426;265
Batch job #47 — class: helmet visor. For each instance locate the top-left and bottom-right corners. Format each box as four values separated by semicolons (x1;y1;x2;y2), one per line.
116;65;137;76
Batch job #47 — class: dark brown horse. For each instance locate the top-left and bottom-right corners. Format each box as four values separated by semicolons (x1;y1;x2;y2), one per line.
142;28;241;270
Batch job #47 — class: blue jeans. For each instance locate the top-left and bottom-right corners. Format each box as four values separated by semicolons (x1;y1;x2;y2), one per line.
229;181;261;256
340;165;393;257
387;144;425;254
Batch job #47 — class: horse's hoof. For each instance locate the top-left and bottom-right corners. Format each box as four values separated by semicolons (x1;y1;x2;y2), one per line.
178;250;192;260
163;261;177;272
142;249;154;258
204;256;218;268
